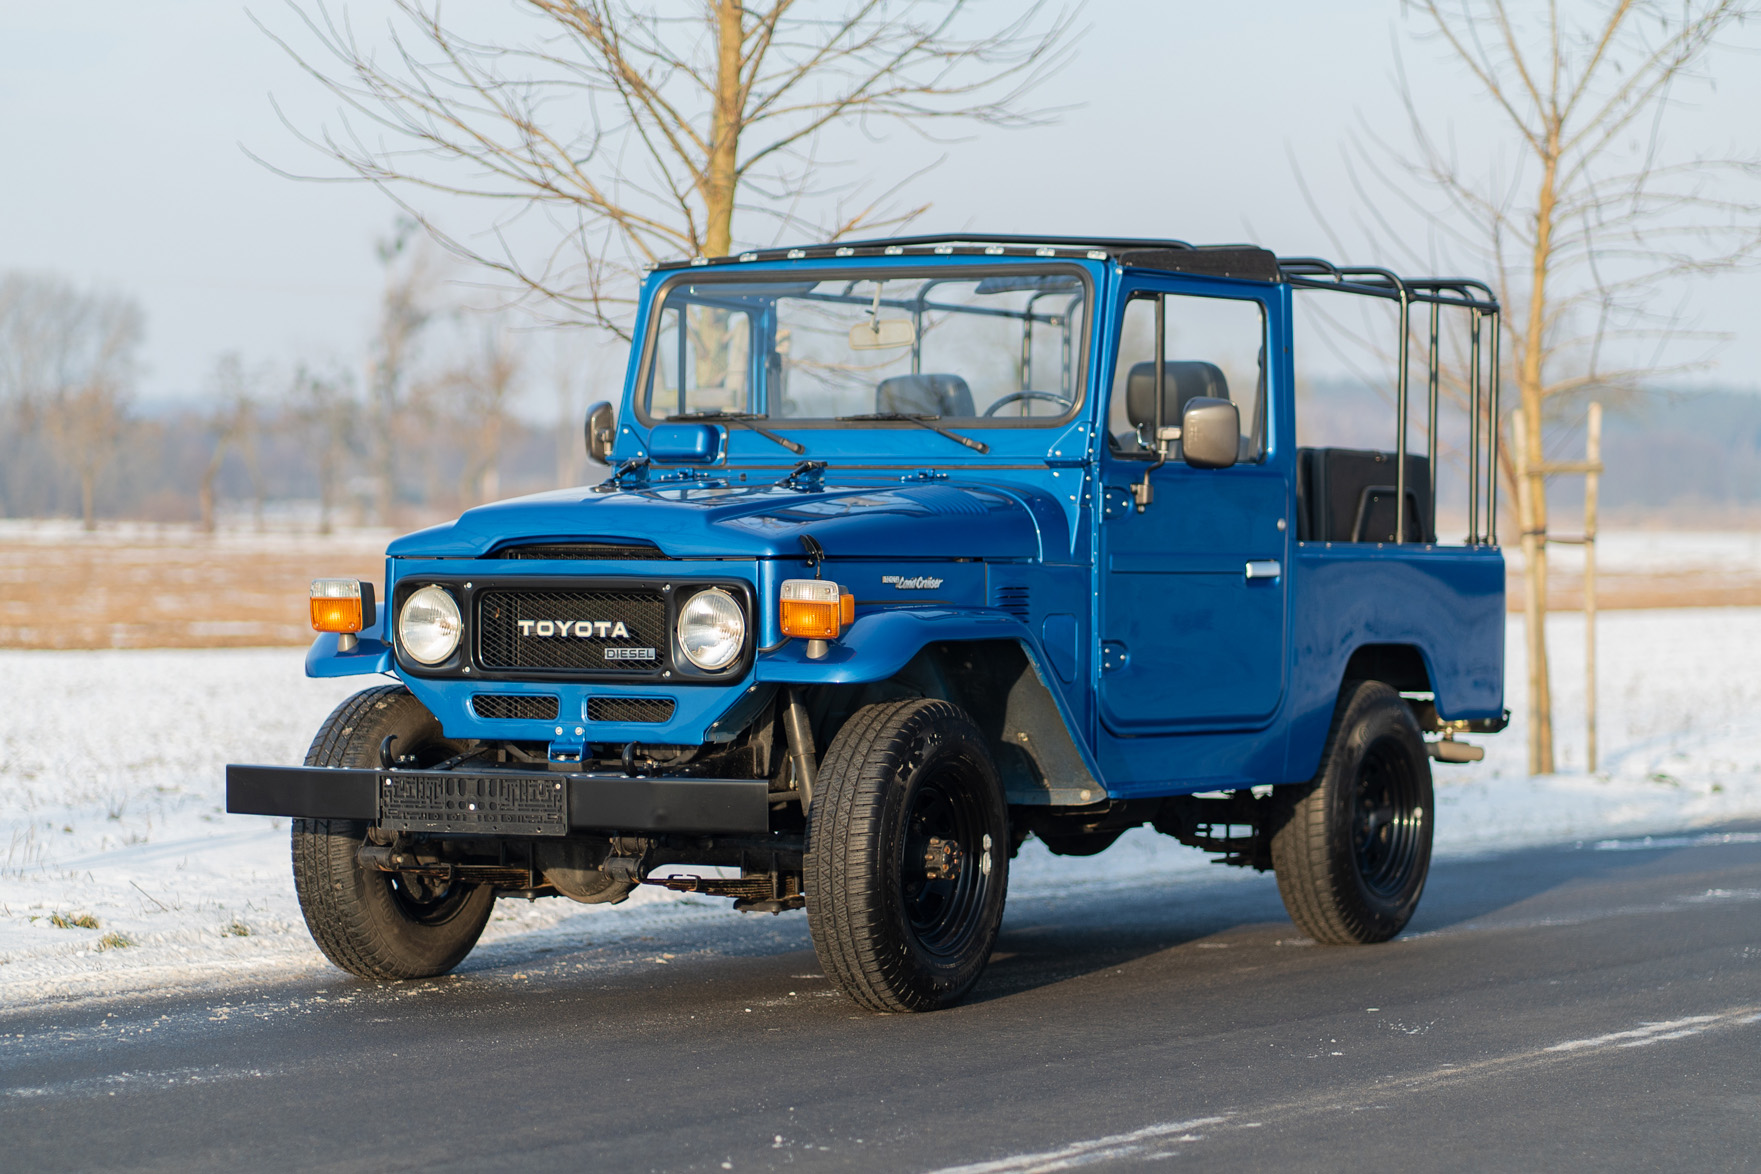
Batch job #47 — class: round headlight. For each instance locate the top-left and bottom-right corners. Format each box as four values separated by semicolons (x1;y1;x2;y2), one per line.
398;585;462;665
676;588;744;671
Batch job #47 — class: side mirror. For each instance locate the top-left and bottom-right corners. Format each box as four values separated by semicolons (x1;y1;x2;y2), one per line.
585;400;615;465
1181;397;1239;469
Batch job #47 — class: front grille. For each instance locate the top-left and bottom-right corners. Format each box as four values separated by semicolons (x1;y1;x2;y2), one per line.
471;694;560;721
587;697;676;723
492;542;667;560
476;588;667;673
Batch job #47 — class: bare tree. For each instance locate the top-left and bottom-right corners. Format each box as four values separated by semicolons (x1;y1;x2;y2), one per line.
259;0;1079;335
44;384;133;533
198;353;262;534
0;273;144;529
369;220;438;524
441;322;523;507
552;333;585;486
291;361;360;534
1357;1;1761;773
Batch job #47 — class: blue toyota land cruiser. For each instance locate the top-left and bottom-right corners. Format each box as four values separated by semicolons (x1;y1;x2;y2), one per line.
229;234;1507;1012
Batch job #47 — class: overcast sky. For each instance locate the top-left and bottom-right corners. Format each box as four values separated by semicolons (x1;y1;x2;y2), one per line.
3;1;1757;414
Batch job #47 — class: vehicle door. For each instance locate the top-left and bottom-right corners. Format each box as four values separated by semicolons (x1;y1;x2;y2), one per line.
1096;282;1289;734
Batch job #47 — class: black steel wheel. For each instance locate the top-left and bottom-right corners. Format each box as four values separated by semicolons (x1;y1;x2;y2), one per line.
290;685;495;980
805;699;1009;1012
1270;680;1433;944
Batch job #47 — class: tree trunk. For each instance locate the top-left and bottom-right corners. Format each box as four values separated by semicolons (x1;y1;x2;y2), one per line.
80;463;97;533
244;423;264;534
318;418;341;536
704;0;743;261
373;383;397;527
199;442;226;534
1517;137;1561;776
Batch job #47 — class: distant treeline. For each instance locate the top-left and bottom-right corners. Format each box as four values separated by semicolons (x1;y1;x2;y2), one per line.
0;397;584;530
1;261;606;532
6;382;1748;531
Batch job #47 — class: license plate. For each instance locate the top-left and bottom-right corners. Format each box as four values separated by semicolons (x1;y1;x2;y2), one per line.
378;772;567;836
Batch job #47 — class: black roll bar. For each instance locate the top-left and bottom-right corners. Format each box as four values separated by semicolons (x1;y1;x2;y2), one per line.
1278;256;1502;547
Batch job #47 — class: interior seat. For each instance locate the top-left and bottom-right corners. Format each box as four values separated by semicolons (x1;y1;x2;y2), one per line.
1295;447;1433;543
875;373;974;417
1120;360;1228;451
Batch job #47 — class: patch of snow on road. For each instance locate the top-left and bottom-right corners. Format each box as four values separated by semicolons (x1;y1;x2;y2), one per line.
3;607;1760;1006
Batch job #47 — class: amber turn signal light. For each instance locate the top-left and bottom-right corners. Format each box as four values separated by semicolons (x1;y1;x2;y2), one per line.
310;579;376;633
779;579;854;640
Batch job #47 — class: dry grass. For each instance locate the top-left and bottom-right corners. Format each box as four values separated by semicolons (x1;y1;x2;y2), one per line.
50;912;101;929
1534;572;1761;612
0;525;386;649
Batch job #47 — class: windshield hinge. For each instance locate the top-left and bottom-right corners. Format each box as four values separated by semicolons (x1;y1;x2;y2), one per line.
777;460;827;492
597;456;651;491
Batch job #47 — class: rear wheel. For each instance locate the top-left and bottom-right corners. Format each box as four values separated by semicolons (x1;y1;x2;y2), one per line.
1271;680;1433;944
805;699;1009;1012
291;685;495;979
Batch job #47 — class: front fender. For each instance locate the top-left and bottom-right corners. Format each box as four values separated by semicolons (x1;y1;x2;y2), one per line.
752;608;1024;684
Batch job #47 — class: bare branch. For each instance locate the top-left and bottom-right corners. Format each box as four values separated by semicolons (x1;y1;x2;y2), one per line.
255;0;1084;332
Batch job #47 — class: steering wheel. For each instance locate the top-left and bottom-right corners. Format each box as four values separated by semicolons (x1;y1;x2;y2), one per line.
983;390;1075;417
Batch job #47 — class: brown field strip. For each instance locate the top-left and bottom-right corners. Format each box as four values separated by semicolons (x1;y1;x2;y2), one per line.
0;531;387;649
1536;572;1761;611
1;532;1756;649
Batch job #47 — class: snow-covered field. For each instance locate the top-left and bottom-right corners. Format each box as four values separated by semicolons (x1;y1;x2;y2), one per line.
1502;528;1761;575
3;608;1760;1007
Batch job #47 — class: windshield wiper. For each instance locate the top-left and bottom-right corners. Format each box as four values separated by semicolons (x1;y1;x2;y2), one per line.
666;410;805;455
834;413;990;454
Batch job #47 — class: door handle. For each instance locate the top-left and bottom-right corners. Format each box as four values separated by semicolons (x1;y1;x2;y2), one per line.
1245;559;1282;580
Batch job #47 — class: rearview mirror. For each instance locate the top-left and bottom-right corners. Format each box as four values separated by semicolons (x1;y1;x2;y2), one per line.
1181;397;1239;470
848;319;916;350
585;400;615;465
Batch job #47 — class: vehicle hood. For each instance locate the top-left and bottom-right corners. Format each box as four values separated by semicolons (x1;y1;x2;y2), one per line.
386;476;1062;561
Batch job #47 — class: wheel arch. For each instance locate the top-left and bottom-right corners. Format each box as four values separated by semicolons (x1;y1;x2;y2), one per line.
1341;642;1434;695
798;637;1106;807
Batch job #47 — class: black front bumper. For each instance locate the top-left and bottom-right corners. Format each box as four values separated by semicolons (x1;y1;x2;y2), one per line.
225;764;771;836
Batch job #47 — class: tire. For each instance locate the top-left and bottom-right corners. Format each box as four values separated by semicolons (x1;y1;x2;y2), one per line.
1270;680;1434;945
291;685;496;980
805;699;1009;1013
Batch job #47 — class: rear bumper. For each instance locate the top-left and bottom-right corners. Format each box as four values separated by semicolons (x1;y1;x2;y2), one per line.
225;764;771;835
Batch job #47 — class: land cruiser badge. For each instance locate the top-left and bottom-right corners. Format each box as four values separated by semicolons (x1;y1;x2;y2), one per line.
882;575;944;590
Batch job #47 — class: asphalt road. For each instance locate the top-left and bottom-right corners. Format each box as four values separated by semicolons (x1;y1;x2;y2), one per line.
4;825;1760;1174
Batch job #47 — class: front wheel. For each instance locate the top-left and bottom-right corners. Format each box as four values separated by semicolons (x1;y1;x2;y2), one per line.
1270;680;1434;944
291;686;495;979
805;699;1009;1012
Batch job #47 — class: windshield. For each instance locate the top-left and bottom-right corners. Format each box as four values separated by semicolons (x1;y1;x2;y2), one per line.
639;269;1088;424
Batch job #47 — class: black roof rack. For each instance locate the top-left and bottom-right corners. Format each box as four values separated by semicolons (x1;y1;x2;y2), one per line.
651;234;1281;282
1276;256;1499;312
648;234;1497;308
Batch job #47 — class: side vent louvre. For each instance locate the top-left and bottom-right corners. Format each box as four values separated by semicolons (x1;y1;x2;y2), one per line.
472;694;560;721
992;585;1030;621
587;697;676;723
